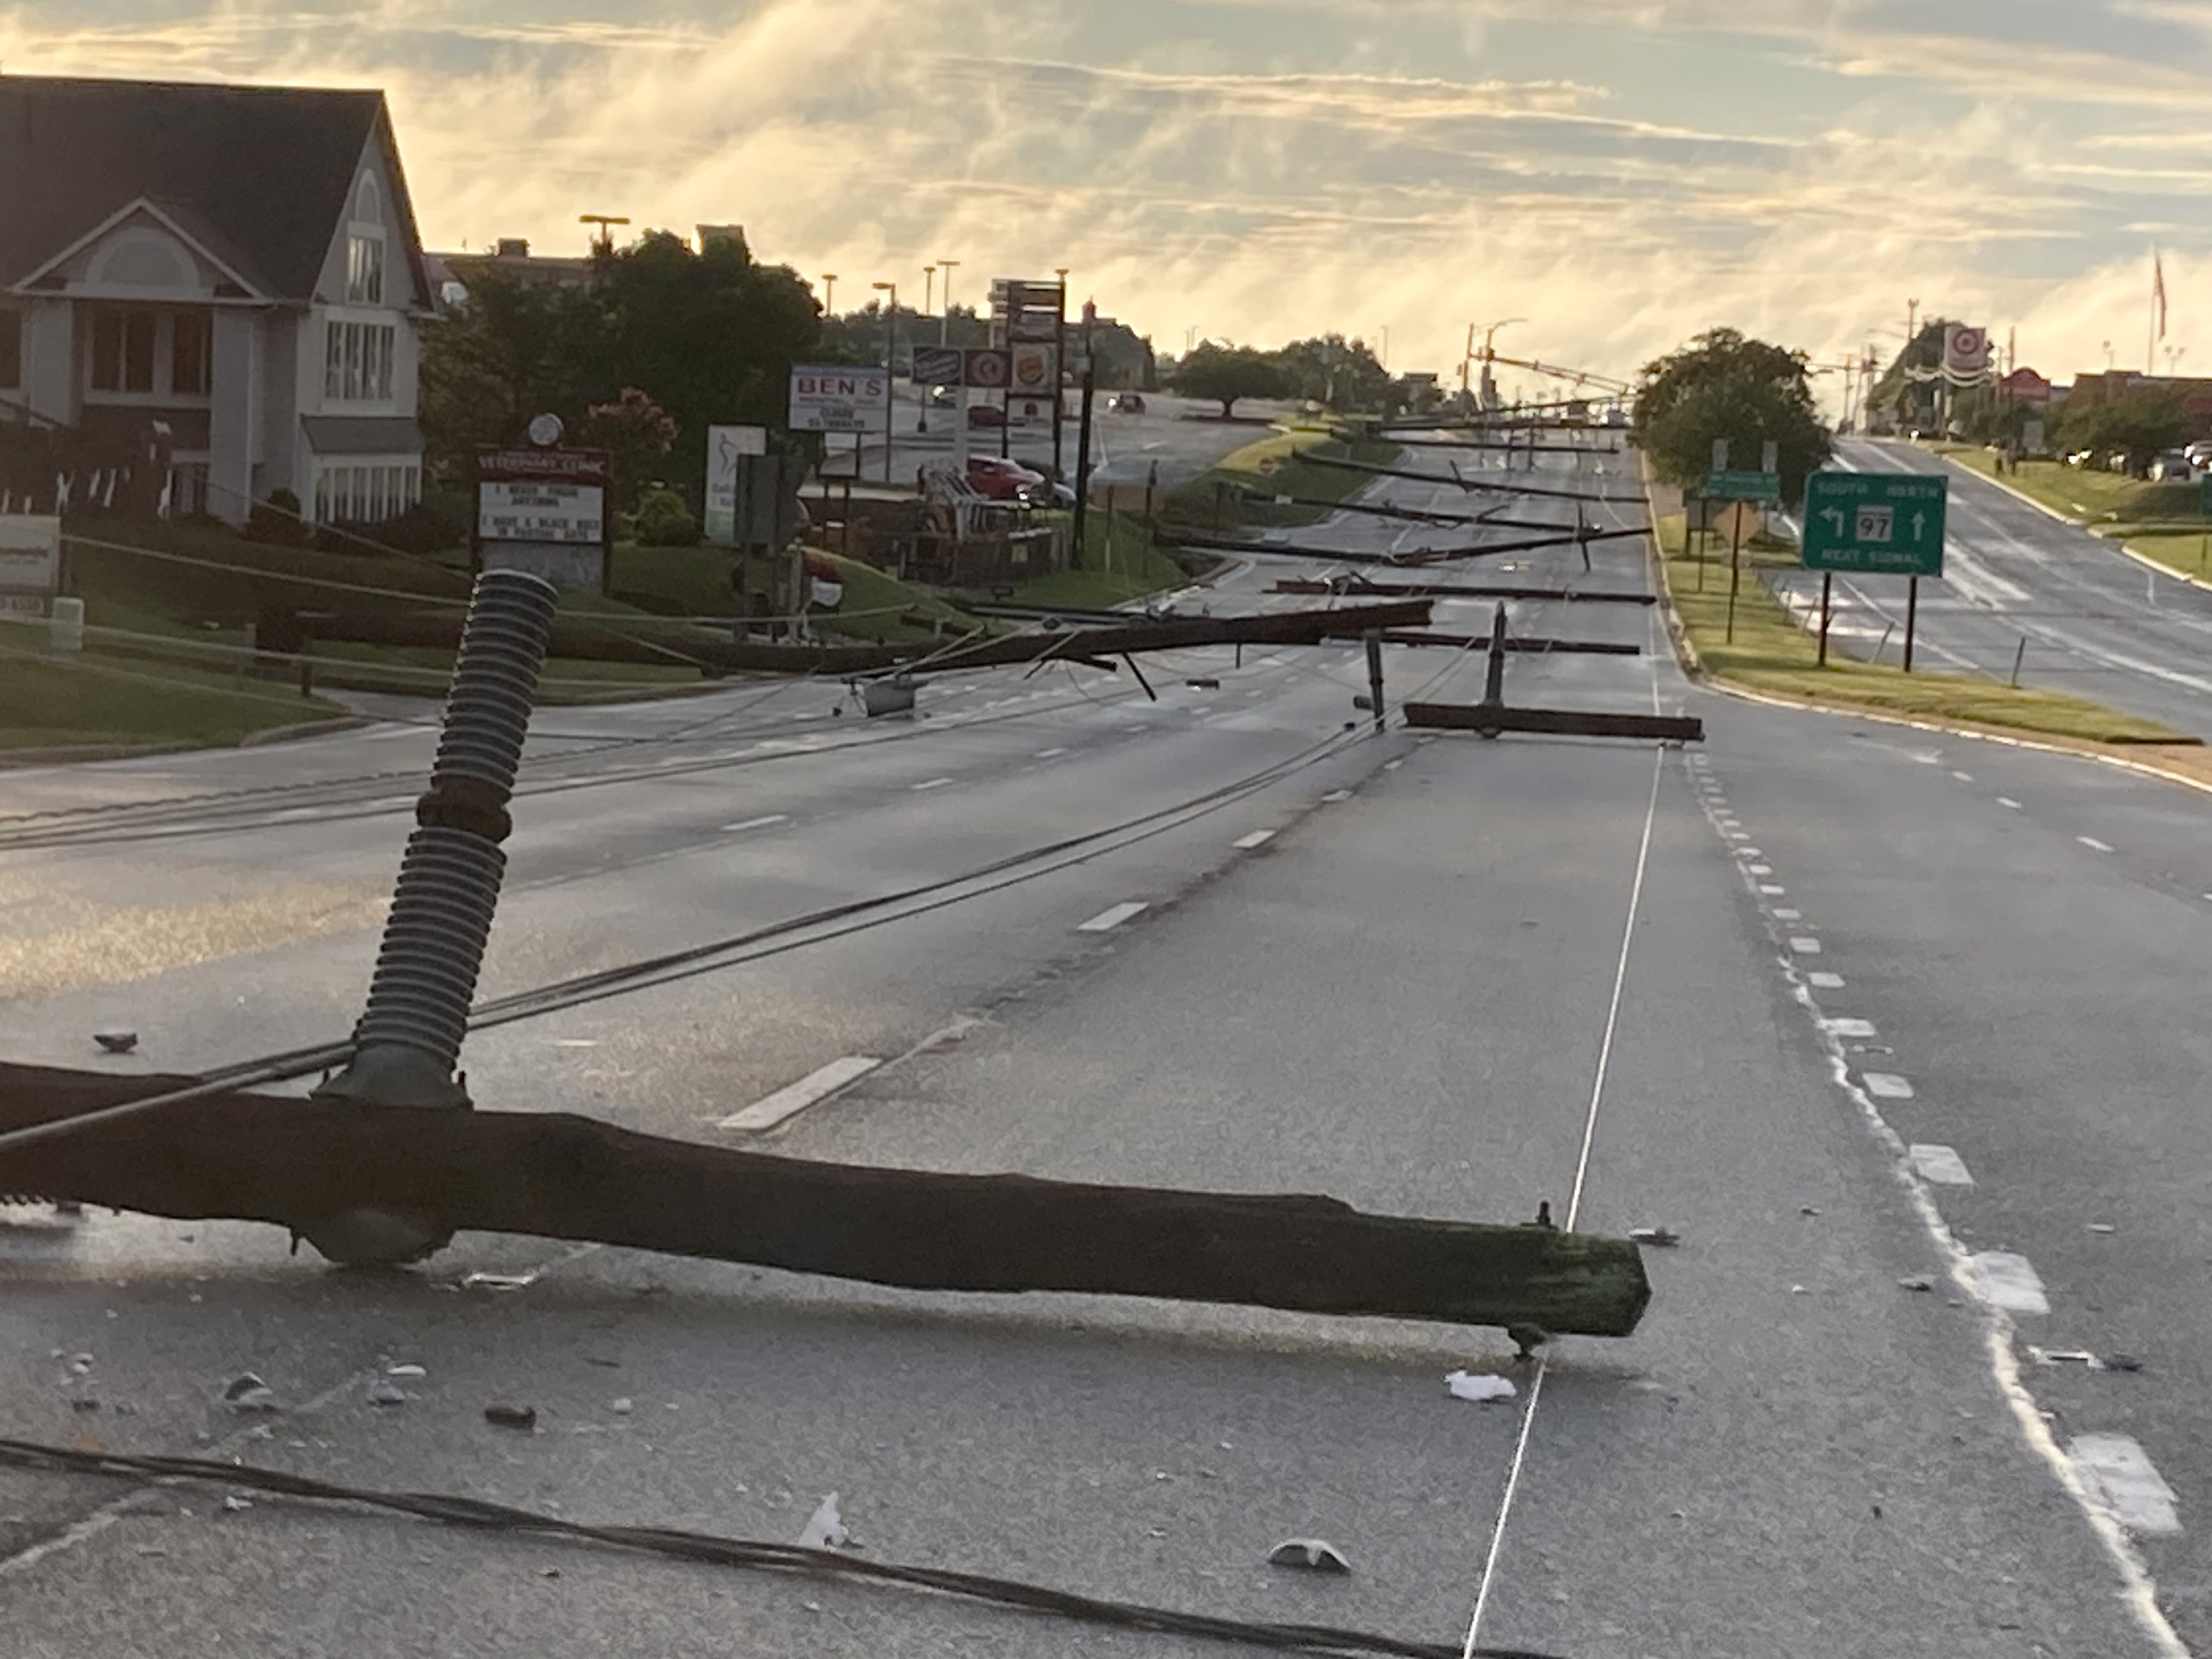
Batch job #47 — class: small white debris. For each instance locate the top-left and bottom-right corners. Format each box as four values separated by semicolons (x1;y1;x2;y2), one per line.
1268;1538;1351;1572
459;1271;535;1292
798;1493;849;1550
2089;1223;2117;1235
1446;1371;1518;1403
1898;1275;1935;1292
1628;1226;1680;1247
366;1379;409;1406
608;1397;633;1415
386;1363;426;1379
222;1494;253;1513
222;1373;280;1413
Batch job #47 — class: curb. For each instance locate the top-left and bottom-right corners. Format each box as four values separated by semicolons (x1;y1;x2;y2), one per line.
0;713;371;768
2116;539;2212;593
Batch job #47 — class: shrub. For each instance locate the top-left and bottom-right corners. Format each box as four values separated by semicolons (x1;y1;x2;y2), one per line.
633;485;700;547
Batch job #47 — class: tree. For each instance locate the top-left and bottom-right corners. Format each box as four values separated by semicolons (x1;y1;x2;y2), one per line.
2051;388;2186;474
417;267;597;485
578;386;678;512
1632;327;1832;502
1272;335;1391;412
1172;342;1287;417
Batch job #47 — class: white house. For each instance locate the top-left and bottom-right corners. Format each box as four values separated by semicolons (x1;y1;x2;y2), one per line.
0;74;432;526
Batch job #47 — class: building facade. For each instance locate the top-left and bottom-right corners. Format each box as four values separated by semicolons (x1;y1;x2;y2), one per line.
0;75;433;525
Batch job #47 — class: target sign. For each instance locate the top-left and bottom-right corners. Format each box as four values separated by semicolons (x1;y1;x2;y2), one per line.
1943;325;1990;377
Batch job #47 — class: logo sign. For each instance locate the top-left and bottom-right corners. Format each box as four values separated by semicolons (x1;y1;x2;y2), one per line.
1944;325;1991;378
0;514;61;595
476;446;610;591
788;364;890;433
1704;468;1780;503
704;425;769;544
1802;471;1946;577
963;348;1011;390
911;346;963;387
1011;342;1056;394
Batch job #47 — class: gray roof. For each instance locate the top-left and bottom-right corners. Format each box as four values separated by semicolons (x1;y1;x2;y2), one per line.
300;415;422;456
0;75;426;305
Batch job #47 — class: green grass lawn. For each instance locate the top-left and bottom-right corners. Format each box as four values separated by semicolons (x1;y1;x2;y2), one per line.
1655;512;2186;744
1163;426;1405;530
959;511;1198;610
1933;445;2201;528
0;626;346;750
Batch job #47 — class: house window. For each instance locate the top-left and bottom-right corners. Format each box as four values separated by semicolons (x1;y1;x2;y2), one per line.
171;312;211;396
0;309;19;390
91;310;158;393
323;319;395;402
347;234;385;305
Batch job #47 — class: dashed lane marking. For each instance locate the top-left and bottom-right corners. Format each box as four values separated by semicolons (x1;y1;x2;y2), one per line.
1232;830;1276;849
1759;884;1786;895
1034;747;1069;758
1972;1252;2050;1316
2078;836;2115;854
1908;1142;1971;1183
1998;797;2023;810
1384;759;1405;771
1951;771;1974;782
1748;864;1773;876
1789;936;1822;954
1822;1016;1876;1038
911;777;955;791
1866;1072;1917;1100
1808;971;1845;989
1774;908;1802;920
720;814;791;833
2071;1435;2183;1536
1321;789;1352;802
1078;901;1149;933
716;1056;882;1132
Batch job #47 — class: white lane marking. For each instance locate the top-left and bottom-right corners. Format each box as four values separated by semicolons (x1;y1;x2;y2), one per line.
1321;788;1352;802
1808;971;1845;988
716;1056;883;1132
1727;831;1750;841
2078;836;2115;853
1384;759;1405;771
1950;770;1974;782
1460;747;1664;1658
1789;936;1822;954
1774;908;1802;920
2072;1436;2183;1536
1078;900;1148;932
1972;1252;2050;1316
1759;884;1787;895
1748;863;1773;875
1232;830;1276;850
1998;797;2023;810
1908;1142;1972;1183
1866;1072;1917;1100
1034;747;1069;758
911;776;955;791
721;814;791;833
1732;846;1763;858
1822;1016;1876;1038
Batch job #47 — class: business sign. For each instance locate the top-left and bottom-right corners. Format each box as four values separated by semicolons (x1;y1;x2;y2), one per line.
788;364;890;433
0;514;61;598
1802;470;1946;577
911;346;964;386
1944;324;1991;379
1011;342;1056;396
963;348;1010;390
990;278;1064;343
476;445;609;592
1704;468;1780;503
704;425;769;544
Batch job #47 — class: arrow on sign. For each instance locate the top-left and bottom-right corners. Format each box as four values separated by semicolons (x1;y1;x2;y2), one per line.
1820;507;1845;534
1912;513;1926;540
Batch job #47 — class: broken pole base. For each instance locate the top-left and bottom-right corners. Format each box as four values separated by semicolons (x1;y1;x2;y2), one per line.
1403;702;1704;743
0;1062;1650;1338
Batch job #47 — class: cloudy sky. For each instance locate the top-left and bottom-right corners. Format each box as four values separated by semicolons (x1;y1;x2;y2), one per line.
10;0;2212;401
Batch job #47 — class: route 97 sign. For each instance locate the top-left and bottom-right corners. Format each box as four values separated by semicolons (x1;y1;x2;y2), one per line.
1802;471;1946;578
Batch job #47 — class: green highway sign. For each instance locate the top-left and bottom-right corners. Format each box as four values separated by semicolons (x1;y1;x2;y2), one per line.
1705;468;1780;503
1802;471;1946;577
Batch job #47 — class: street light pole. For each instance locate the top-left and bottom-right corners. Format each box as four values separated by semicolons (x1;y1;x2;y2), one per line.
936;259;959;346
872;281;898;484
917;267;937;435
822;273;837;315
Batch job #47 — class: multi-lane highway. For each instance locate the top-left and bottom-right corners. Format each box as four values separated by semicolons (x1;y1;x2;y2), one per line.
4;434;2210;1657
1771;438;2212;735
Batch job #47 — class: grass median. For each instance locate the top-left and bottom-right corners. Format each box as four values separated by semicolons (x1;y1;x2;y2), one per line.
1655;514;2187;745
0;625;347;752
1163;425;1403;530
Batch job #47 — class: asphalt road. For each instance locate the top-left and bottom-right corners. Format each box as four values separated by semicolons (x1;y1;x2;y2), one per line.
1;437;2205;1658
1768;437;2212;735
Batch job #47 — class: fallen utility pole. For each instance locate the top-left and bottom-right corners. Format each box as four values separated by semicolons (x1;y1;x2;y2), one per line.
304;600;1435;681
0;1061;1652;1337
1155;526;1646;567
1273;578;1655;606
1385;434;1616;454
1347;630;1639;656
1296;450;1643;504
1400;603;1703;743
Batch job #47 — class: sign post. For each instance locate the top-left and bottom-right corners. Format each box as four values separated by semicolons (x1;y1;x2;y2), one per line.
1703;468;1779;644
1802;470;1948;672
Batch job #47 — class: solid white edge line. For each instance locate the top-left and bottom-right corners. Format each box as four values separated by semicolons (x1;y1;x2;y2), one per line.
1459;745;1663;1659
716;1055;882;1131
1077;900;1148;932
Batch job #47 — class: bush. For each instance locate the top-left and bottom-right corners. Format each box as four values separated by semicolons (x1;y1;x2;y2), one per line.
244;488;310;547
633;485;700;547
314;500;466;557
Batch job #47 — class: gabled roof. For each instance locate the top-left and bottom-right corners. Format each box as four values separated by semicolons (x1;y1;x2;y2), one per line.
0;75;423;304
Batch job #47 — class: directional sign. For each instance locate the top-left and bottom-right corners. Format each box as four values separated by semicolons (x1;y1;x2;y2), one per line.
1802;471;1946;576
1705;468;1779;503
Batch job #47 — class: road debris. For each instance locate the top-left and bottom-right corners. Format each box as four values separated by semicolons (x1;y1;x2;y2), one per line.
459;1271;536;1292
92;1033;138;1054
798;1493;849;1550
366;1379;409;1406
2089;1223;2117;1234
2105;1354;2146;1373
386;1363;426;1379
1266;1539;1351;1572
1446;1371;1518;1403
222;1494;252;1513
222;1373;279;1413
608;1397;633;1415
1897;1275;1935;1293
484;1403;538;1430
1628;1226;1680;1247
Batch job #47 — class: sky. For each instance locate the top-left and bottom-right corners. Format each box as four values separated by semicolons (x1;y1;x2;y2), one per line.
9;0;2212;404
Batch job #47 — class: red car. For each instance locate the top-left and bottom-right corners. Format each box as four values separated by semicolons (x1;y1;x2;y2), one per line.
967;456;1045;501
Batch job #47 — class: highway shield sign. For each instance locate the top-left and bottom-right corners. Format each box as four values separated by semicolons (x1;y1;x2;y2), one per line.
1803;471;1946;576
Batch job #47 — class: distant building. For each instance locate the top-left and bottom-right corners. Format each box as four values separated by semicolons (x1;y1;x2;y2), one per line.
0;74;434;525
1077;313;1155;390
433;238;595;300
2065;370;2212;437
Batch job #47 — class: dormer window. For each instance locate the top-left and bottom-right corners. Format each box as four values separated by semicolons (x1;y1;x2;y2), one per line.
347;233;384;305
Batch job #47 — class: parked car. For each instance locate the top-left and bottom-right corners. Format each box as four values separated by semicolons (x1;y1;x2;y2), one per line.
968;404;1006;429
2149;450;2194;482
1106;393;1147;414
967;456;1045;500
